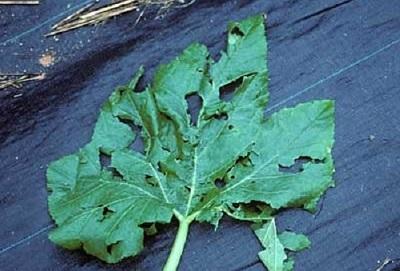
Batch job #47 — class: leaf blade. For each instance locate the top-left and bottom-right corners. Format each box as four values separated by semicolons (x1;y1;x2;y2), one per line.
279;231;311;252
255;219;287;271
46;15;335;269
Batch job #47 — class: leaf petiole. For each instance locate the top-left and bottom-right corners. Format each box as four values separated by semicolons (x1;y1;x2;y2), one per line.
163;210;199;271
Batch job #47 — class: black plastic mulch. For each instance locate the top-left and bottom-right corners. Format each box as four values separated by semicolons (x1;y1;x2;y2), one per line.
0;1;400;270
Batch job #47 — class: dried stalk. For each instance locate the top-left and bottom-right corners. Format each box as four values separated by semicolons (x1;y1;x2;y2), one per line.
0;0;39;4
47;0;194;36
0;73;45;90
375;258;392;271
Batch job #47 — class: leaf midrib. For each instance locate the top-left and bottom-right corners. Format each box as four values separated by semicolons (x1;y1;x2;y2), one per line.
184;148;198;216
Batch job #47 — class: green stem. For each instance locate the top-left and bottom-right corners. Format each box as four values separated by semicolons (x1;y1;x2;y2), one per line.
163;211;195;271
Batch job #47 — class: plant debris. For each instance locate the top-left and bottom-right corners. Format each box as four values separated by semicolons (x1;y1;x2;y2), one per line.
39;52;56;67
0;73;45;90
46;0;196;36
0;0;39;4
375;258;392;271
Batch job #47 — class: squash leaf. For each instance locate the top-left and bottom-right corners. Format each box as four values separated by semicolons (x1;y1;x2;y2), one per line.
255;219;287;271
255;219;312;271
47;15;334;270
279;231;311;252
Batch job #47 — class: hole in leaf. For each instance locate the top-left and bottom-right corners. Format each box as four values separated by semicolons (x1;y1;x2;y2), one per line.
232;203;240;208
214;112;228;120
219;76;244;102
118;117;135;130
313;158;325;164
110;168;123;179
102;206;114;217
145;175;157;187
131;131;145;155
100;152;111;168
160;112;173;121
99;206;115;222
141;223;158;236
231;26;245;37
107;245;112;254
199;196;206;203
119;118;145;154
235;153;253;167
214;178;226;188
106;241;121;254
278;156;319;173
133;73;146;93
185;92;203;126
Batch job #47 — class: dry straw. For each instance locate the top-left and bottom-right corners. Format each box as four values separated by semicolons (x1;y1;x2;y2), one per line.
47;0;195;36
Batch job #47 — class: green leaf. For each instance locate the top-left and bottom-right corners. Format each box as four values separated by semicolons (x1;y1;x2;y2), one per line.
255;225;310;271
279;231;311;252
47;15;335;270
283;258;295;271
255;219;287;271
211;14;267;88
223;203;274;223
92;103;135;155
